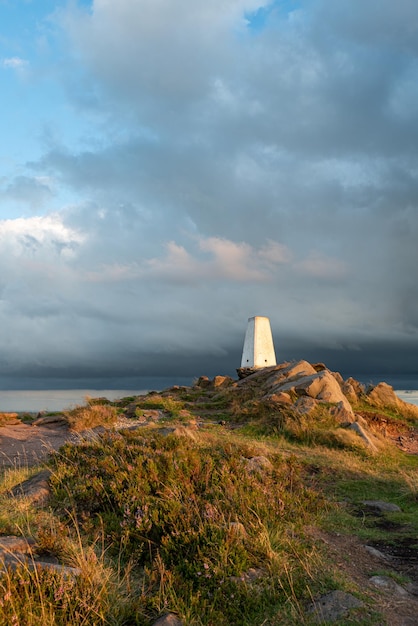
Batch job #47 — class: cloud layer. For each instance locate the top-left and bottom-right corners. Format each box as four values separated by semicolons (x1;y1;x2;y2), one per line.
1;0;418;386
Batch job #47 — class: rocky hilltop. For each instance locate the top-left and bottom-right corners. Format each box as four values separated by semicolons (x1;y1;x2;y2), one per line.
148;359;418;455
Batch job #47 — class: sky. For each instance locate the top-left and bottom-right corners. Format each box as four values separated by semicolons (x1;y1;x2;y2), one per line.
1;0;418;390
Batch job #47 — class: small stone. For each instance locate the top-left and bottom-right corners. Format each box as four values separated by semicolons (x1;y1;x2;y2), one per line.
158;426;197;441
243;456;273;473
227;522;247;537
361;500;402;513
308;590;363;622
152;614;183;626
364;545;390;561
230;567;266;584
369;575;408;596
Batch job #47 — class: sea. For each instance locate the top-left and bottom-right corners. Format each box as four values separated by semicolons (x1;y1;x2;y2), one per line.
0;385;417;413
0;377;195;413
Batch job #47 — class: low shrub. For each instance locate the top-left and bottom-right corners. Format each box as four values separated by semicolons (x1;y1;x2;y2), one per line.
64;404;118;432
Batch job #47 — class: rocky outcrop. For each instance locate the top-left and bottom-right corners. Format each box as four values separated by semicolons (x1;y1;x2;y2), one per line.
240;361;354;416
367;382;418;418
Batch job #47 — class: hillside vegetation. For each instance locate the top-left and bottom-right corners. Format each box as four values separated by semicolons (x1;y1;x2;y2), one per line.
0;361;417;625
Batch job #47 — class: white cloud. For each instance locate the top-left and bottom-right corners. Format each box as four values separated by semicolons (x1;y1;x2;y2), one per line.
0;214;85;259
2;57;28;70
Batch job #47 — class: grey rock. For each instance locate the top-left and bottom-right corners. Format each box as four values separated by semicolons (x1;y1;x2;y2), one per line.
0;536;35;554
158;426;197;441
212;375;233;388
243;456;273;473
266;392;292;405
308;590;363;622
227;522;247;538
32;415;68;428
194;376;211;389
348;422;378;451
361;500;402;513
230;567;266;584
9;469;52;506
278;370;354;414
405;582;418;596
330;401;355;424
294;396;318;415
341;381;358;403
369;575;408;596
0;552;81;577
152;614;183;626
364;545;390;561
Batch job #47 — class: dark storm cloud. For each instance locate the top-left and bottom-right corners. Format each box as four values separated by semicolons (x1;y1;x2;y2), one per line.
1;0;418;387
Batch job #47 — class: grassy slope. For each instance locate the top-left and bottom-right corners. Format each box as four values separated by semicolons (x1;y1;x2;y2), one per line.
0;378;417;625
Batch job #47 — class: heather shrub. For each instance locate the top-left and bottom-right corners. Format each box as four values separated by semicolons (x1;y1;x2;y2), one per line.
48;430;324;623
64;403;118;432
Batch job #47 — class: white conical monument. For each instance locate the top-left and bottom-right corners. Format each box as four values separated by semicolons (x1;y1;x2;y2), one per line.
240;316;276;369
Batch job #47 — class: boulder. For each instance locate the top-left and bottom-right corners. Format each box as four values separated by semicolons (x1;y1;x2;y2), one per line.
278;370;353;414
194;376;211;389
212;375;234;388
367;382;400;408
0;413;20;425
268;360;317;387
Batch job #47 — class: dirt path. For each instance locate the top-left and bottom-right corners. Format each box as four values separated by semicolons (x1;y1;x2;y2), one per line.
0;422;71;468
310;528;418;626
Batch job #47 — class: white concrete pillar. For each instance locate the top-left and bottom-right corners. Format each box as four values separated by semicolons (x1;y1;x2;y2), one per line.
240;316;276;368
